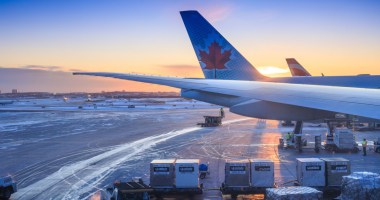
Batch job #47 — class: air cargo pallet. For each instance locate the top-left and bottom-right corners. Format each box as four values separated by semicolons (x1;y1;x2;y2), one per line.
294;185;341;199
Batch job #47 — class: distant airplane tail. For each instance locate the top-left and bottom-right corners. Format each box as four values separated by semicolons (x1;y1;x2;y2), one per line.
180;10;266;80
286;58;311;76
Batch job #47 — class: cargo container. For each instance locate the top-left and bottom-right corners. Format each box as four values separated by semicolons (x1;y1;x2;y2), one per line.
175;159;199;188
250;159;274;187
296;158;325;187
150;159;176;188
320;157;351;186
224;159;250;187
333;128;356;149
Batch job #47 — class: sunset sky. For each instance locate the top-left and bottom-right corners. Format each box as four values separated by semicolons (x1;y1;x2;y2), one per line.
1;0;380;93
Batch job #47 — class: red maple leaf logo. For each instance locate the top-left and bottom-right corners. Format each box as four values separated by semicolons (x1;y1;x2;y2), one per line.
199;41;231;70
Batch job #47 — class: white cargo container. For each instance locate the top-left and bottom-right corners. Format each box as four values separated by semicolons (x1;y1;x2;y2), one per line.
250;159;274;187
224;159;250;187
296;158;325;187
320;157;351;186
333;128;356;149
175;159;200;188
150;159;176;188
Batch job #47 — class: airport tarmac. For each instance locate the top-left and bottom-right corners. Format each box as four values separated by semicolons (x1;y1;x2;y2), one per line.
1;98;380;199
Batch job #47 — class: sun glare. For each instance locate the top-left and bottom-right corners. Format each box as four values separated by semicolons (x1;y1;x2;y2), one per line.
257;66;289;76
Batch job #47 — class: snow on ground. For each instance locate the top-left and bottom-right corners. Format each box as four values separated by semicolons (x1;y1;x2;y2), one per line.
3;97;380;199
0;97;217;149
0;97;216;112
1;98;228;199
11;118;248;199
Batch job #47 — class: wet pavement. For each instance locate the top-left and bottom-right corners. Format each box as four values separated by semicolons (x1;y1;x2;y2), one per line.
1;100;380;199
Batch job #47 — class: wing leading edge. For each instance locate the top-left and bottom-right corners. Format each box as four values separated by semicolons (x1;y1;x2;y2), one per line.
73;72;380;120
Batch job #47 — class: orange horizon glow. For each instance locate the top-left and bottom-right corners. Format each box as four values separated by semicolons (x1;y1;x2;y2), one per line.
1;1;379;93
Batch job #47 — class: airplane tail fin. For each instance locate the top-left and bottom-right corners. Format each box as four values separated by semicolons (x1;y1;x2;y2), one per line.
286;58;311;76
180;11;266;80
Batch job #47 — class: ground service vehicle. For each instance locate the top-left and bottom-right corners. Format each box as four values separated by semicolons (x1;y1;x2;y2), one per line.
0;176;17;200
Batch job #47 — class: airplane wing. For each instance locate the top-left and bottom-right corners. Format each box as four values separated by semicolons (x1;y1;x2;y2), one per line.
73;72;380;120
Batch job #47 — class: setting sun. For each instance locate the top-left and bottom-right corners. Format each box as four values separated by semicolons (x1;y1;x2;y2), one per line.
257;66;290;77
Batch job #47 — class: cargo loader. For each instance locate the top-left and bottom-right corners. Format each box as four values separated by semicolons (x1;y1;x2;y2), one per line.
279;121;313;152
197;116;222;127
324;119;359;152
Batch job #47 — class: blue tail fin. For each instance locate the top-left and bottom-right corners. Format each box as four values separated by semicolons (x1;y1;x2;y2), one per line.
180;10;265;80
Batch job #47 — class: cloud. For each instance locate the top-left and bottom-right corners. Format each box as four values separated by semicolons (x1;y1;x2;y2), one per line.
18;65;86;73
159;64;198;69
0;67;177;93
20;65;64;71
177;1;234;23
205;5;233;23
68;68;86;72
0;63;204;93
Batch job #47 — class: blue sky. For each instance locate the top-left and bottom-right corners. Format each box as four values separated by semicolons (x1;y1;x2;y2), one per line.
1;0;380;92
